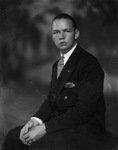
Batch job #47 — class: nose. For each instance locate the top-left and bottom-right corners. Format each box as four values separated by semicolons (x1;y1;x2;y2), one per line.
59;31;65;39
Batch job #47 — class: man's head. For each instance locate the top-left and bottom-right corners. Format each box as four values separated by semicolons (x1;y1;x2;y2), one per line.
51;13;80;54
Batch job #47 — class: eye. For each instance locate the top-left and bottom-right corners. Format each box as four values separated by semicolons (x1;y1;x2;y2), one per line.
64;29;72;33
53;30;59;35
66;30;71;32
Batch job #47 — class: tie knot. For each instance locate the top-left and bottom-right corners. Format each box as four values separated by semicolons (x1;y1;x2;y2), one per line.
61;55;64;59
59;55;64;65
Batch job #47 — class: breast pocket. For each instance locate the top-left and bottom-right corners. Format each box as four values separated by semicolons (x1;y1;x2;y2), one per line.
64;82;78;97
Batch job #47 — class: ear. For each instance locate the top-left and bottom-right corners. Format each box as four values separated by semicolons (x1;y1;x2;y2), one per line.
75;29;80;40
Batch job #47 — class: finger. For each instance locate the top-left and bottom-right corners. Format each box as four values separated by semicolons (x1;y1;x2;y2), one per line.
20;128;26;141
24;124;30;134
27;140;33;146
20;125;31;145
20;125;28;139
20;135;28;145
25;137;32;143
22;123;30;135
20;134;28;145
22;133;29;140
22;140;27;145
24;121;34;134
20;127;25;137
21;135;31;145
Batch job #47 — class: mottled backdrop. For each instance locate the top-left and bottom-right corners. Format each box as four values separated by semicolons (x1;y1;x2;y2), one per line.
0;0;118;148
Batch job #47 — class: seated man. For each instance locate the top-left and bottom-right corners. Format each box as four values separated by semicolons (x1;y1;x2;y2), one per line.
2;13;108;150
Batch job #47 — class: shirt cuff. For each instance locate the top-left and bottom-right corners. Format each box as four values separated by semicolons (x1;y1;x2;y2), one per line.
31;117;43;124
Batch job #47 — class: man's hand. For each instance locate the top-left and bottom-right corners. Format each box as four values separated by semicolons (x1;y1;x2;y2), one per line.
22;123;46;145
20;119;39;145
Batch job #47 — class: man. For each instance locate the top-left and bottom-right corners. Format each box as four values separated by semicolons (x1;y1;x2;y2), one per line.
2;13;107;150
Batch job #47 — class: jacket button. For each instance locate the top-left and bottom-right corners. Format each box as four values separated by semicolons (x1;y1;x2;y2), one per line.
64;96;67;100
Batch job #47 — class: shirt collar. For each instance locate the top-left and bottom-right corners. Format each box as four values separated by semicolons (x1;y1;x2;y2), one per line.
61;43;77;64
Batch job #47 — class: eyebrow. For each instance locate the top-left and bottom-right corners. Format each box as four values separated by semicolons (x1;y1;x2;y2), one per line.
53;28;73;32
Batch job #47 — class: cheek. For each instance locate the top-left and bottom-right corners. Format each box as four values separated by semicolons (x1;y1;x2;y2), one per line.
53;37;58;44
67;34;75;40
53;36;58;40
67;37;75;44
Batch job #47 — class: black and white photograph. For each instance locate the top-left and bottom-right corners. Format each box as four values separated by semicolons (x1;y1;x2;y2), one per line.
0;0;118;149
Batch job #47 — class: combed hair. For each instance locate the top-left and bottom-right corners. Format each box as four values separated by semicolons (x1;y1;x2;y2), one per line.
52;13;77;30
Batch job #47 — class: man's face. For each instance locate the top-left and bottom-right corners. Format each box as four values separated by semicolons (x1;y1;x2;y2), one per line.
51;18;79;54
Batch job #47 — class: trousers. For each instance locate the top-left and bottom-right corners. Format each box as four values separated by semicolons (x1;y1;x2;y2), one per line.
2;125;111;150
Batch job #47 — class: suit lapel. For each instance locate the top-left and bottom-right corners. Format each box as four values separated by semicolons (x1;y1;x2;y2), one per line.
53;45;81;97
53;66;75;96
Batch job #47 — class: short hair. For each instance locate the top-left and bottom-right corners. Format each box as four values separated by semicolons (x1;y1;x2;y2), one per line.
52;13;77;30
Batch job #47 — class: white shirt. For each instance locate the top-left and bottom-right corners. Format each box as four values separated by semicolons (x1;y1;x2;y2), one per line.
31;43;77;124
61;43;77;65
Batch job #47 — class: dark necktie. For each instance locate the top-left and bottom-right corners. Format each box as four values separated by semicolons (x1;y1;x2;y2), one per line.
57;55;64;78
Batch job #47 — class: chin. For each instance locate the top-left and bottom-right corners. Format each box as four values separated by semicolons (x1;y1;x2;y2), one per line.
60;49;70;54
59;46;68;50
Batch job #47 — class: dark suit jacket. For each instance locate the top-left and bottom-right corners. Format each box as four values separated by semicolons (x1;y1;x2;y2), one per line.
34;45;106;136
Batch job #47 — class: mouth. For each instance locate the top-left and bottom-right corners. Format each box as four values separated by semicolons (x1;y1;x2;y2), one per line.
59;42;66;46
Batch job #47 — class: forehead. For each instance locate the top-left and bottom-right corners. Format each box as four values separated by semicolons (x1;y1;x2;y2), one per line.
52;18;73;30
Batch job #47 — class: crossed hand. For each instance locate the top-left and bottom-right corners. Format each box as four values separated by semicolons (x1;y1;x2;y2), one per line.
19;118;46;146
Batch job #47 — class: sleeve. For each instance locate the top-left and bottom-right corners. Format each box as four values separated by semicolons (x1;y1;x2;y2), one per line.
33;62;57;122
31;117;43;124
33;97;52;122
45;59;106;133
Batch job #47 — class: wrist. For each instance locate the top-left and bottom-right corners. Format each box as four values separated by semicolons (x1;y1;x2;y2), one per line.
31;117;43;125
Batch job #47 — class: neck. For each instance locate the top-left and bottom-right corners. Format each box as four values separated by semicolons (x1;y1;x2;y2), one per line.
60;42;77;55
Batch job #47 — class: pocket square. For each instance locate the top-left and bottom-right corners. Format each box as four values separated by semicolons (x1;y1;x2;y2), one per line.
65;82;75;88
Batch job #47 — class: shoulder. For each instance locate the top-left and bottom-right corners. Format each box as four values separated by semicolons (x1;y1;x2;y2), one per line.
76;45;104;74
77;45;101;66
